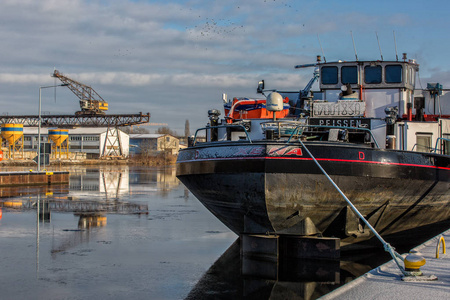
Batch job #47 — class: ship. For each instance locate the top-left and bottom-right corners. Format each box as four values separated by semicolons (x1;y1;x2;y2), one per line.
176;54;450;248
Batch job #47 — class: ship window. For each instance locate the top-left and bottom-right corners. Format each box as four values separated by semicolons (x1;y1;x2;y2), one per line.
415;133;432;152
385;65;402;83
364;65;382;84
321;66;338;84
341;66;358;84
410;67;415;85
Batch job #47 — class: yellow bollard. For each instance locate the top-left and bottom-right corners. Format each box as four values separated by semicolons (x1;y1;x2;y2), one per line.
404;251;426;274
436;236;446;259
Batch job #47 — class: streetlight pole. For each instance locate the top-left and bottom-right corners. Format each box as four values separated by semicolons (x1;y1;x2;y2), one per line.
38;84;67;172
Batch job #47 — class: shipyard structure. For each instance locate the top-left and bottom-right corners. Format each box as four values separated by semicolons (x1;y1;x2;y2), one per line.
0;125;180;161
0;70;180;162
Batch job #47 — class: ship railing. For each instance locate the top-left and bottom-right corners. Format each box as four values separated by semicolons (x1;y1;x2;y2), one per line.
411;137;450;154
192;124;252;146
261;121;380;148
411;143;434;153
432;137;450;154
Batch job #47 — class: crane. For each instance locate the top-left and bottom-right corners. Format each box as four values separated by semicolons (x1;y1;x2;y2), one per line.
52;70;108;115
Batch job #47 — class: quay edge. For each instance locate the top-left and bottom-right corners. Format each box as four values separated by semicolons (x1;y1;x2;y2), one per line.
0;171;69;187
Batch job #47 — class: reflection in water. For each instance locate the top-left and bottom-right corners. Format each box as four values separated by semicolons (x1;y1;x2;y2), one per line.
2;166;240;299
187;239;392;300
129;166;180;195
3;196;148;215
50;214;108;257
78;213;107;229
6;167;179;277
1;166;181;216
69;166;179;197
69;167;130;198
38;199;51;222
12;167;179;289
0;166;179;201
0;184;69;199
0;166;394;299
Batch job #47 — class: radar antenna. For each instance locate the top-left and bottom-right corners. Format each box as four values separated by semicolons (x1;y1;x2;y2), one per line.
351;31;358;61
317;34;326;63
393;31;399;61
376;32;384;61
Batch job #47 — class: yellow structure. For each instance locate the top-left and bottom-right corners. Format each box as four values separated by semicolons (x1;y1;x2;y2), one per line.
1;123;24;159
436;236;446;258
48;129;69;159
78;215;107;229
3;201;23;208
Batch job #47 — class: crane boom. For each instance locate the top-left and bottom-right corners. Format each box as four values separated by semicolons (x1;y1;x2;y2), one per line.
52;70;108;115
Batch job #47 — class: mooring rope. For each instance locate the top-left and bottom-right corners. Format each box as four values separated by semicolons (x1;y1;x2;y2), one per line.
297;138;407;275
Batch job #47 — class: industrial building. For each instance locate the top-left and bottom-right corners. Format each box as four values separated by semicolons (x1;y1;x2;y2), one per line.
1;126;181;161
129;134;180;156
21;127;129;159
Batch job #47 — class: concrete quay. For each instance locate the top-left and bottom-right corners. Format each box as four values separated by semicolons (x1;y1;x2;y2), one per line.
0;171;69;187
320;229;450;299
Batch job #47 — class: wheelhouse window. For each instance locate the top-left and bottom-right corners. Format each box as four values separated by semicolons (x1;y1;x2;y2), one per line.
416;133;432;152
341;66;358;84
364;65;382;84
409;67;415;85
321;66;338;84
385;65;402;83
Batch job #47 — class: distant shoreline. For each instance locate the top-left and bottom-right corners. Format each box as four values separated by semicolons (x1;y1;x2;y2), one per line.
0;155;177;167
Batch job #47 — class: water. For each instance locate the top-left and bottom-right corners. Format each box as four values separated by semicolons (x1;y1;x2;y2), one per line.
0;166;236;300
0;165;391;299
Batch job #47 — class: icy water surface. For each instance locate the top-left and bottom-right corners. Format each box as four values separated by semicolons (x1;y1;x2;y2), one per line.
0;166;236;299
0;165;392;299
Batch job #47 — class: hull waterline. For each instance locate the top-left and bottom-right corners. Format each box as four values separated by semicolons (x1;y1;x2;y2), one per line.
177;141;450;247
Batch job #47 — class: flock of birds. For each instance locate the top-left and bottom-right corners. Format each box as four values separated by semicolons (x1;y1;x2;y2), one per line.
184;0;298;41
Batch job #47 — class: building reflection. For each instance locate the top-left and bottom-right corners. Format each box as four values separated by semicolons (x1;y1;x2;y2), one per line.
68;166;179;198
77;213;107;229
186;239;391;300
2;194;148;216
69;167;130;199
1;166;178;278
129;166;179;194
49;213;108;257
0;166;179;204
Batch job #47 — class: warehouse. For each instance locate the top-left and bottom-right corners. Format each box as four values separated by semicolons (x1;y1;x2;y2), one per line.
21;127;129;159
129;134;179;156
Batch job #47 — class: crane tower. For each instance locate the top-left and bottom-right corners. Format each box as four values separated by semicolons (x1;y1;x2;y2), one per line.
52;70;108;115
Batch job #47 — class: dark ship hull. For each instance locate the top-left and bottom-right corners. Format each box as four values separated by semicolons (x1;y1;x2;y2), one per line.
176;141;450;246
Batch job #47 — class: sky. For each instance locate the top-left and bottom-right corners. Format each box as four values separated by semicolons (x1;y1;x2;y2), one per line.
1;0;450;135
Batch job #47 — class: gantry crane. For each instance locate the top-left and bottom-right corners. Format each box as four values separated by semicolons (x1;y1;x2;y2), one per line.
52;70;108;115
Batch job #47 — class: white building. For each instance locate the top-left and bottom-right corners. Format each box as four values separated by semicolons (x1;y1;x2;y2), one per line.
23;127;129;159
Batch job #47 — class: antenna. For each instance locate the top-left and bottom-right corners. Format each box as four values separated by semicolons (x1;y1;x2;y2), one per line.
393;31;399;61
351;31;358;61
376;32;383;61
317;34;326;63
54;67;57;103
